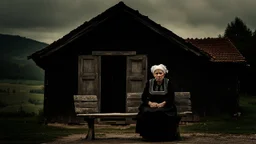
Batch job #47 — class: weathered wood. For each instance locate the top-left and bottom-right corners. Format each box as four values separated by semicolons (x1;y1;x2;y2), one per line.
174;92;192;114
177;106;192;113
126;55;147;125
92;51;136;56
77;112;192;118
127;101;141;107
78;55;99;96
85;118;95;140
175;95;191;101
74;95;99;114
128;75;145;80
81;75;96;80
78;113;138;117
77;56;100;115
75;102;98;108
175;92;190;98
178;111;193;116
127;93;142;99
175;99;191;106
127;107;138;113
74;95;98;102
126;93;142;111
126;55;147;94
75;108;98;114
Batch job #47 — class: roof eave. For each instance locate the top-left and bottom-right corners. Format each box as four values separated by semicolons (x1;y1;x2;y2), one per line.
210;59;247;63
123;9;210;58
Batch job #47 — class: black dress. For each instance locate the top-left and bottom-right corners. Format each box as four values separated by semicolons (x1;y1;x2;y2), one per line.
135;78;181;141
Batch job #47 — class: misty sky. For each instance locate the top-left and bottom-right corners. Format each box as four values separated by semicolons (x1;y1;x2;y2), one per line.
0;0;255;44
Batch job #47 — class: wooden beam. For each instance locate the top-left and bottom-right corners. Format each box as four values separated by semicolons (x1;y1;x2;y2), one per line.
92;51;136;56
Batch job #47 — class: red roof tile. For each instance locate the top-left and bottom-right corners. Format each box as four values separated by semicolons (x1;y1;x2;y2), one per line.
185;37;246;62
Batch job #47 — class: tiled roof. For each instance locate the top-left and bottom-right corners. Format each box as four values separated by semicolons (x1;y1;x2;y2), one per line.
185;37;246;62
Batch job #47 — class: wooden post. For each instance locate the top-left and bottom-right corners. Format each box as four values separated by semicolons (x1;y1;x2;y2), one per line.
175;116;182;140
85;118;95;140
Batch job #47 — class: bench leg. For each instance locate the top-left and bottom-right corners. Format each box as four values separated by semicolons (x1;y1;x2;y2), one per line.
175;116;182;140
176;126;182;140
85;118;95;140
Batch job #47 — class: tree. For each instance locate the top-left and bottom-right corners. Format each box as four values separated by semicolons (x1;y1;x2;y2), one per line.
223;17;255;95
252;30;256;39
224;17;252;54
224;17;252;40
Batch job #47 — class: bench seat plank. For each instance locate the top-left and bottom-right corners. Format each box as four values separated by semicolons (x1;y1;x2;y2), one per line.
77;111;192;118
77;113;138;117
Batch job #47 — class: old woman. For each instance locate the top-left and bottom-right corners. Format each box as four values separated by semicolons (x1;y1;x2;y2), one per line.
135;64;180;141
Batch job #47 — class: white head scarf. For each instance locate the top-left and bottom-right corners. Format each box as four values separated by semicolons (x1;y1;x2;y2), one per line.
150;64;168;74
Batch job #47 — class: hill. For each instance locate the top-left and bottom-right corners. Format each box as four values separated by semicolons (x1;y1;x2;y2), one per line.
0;33;49;81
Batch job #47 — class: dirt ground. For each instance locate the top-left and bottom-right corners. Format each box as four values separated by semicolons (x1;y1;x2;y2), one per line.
44;124;256;144
45;133;256;144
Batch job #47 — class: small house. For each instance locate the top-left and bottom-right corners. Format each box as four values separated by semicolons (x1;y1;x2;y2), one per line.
28;2;246;123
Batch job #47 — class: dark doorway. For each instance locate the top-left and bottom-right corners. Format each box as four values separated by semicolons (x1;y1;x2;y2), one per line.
101;56;126;115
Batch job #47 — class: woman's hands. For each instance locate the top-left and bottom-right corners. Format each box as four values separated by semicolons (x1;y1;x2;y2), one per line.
157;101;166;108
148;101;166;108
148;101;158;108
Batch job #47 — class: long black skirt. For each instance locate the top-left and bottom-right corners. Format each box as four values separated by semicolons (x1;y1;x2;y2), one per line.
135;106;181;141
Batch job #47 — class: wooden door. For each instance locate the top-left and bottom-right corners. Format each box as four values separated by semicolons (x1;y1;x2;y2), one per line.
77;55;100;113
126;55;147;114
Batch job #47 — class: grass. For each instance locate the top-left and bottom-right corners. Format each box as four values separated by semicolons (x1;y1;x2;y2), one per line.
0;93;43;105
0;83;43;93
0;103;43;114
0;82;44;115
180;95;256;134
0;79;43;85
0;92;44;115
0;117;87;144
0;117;137;144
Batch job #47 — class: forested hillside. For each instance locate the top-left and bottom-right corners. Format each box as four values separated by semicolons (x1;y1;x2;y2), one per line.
0;34;48;81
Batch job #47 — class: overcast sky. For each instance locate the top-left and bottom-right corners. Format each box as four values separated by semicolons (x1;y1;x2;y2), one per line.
0;0;255;44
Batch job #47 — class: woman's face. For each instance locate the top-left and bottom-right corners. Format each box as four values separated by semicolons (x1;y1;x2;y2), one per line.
153;69;165;82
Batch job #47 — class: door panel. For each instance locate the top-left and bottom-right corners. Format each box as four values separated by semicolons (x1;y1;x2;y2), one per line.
126;55;147;113
77;55;100;113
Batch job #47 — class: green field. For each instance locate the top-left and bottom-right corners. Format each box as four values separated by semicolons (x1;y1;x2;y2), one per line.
0;79;44;85
0;81;44;116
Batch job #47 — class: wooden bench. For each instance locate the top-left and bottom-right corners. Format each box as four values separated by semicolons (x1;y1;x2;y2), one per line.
74;92;192;140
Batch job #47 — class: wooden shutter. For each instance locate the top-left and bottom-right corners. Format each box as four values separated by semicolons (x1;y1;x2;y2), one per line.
76;55;100;114
126;55;147;113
